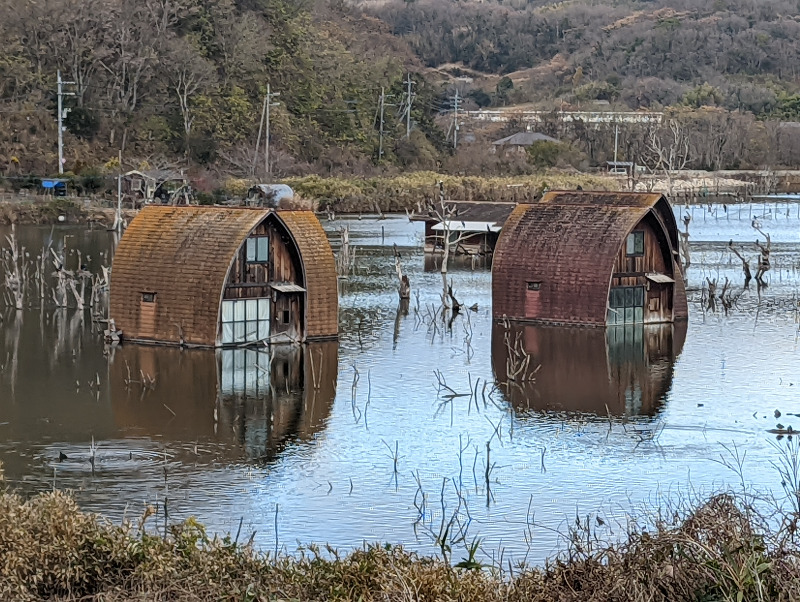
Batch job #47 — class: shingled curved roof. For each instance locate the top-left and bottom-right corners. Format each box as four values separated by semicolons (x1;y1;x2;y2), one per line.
110;206;337;346
492;190;682;326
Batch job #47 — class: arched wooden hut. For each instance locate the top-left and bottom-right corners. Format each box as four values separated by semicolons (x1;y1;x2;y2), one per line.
109;206;337;347
492;190;688;326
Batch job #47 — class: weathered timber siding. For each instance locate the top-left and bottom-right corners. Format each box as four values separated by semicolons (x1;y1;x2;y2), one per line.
610;213;674;323
222;216;306;299
276;211;338;340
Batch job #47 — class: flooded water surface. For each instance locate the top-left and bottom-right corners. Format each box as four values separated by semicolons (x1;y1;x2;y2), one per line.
2;203;800;565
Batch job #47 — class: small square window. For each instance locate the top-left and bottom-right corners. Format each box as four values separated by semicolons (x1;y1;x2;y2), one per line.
246;236;269;263
141;292;157;303
626;231;644;256
527;281;541;291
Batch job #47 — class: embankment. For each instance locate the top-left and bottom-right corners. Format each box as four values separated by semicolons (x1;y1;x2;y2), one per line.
0;197;132;227
284;170;800;212
284;172;618;213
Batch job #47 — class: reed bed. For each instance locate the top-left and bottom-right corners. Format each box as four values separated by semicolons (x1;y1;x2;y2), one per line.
2;450;800;602
284;172;617;213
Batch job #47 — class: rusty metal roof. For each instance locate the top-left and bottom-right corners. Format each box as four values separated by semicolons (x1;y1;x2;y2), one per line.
413;201;518;226
275;210;339;340
492;190;685;326
110;206;338;346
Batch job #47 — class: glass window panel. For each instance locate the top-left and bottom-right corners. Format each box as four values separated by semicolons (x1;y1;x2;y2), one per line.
257;237;269;262
246;238;256;262
627;232;644;255
245;321;259;342
234;322;245;342
634;287;644;307
258;320;269;341
610;288;621;308
233;349;245;370
255;350;269;369
634;307;643;323
222;301;234;323
222;323;234;344
607;309;617;325
624;287;634;307
234;300;245;321
625;307;634;323
258;298;270;320
246;299;258;321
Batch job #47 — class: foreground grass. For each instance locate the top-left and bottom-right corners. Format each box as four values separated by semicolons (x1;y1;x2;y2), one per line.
3;484;800;601
284;172;618;213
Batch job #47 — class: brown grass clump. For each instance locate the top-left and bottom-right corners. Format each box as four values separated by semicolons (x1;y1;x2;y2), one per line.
278;194;317;211
284;171;618;213
2;488;800;601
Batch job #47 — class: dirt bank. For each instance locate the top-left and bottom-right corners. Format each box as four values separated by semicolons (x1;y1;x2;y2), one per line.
0;197;135;227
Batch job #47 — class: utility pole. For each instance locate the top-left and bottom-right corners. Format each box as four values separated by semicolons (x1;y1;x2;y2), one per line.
378;86;386;160
253;95;268;177
452;89;460;150
56;70;75;175
264;83;280;178
613;124;619;165
404;74;416;139
115;150;123;233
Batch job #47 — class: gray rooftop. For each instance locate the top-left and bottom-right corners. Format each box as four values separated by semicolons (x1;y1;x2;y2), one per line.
492;132;560;146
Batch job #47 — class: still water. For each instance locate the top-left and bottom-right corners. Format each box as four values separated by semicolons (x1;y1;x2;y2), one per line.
1;203;800;565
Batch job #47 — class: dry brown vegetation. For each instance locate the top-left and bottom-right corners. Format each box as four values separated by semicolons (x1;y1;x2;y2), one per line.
0;197;130;226
286;171;616;212
3;455;800;601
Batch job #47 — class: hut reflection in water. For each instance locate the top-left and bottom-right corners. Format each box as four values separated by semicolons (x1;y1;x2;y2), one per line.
109;342;338;461
492;321;687;417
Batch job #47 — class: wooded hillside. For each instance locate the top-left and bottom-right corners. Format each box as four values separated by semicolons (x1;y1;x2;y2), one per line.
4;0;800;188
371;0;800;114
0;0;449;183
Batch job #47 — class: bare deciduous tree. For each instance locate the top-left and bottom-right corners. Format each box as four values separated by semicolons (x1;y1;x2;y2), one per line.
393;244;410;300
644;118;691;196
679;214;691;271
2;225;27;310
753;224;771;285
165;38;215;138
728;240;753;285
409;181;477;310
